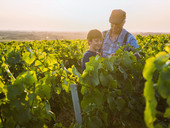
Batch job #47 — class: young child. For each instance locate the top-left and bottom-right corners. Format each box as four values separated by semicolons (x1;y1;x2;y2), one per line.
82;29;103;71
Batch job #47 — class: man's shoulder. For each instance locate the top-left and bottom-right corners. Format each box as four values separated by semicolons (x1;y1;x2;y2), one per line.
128;33;136;40
123;29;136;40
122;29;130;36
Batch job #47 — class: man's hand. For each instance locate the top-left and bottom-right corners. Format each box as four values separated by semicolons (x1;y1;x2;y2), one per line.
111;53;115;56
133;52;141;61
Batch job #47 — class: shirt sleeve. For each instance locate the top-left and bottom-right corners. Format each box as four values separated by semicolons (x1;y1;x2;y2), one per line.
127;34;139;49
82;53;89;72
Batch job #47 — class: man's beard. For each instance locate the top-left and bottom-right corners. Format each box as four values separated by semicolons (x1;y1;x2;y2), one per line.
110;27;122;35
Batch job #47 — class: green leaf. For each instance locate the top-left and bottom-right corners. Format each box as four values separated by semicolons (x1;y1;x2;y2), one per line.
164;45;170;53
114;89;121;96
22;51;35;65
40;66;48;72
157;66;170;98
55;87;61;95
102;56;114;71
13;108;31;124
81;85;88;95
28;93;36;101
167;95;170;106
155;51;167;58
115;97;126;111
82;56;102;87
35;83;51;100
47;54;57;65
122;53;132;67
99;71;109;87
159;66;170;81
154;53;170;70
98;111;108;126
107;95;116;111
23;71;37;88
7;84;22;100
155;124;163;128
143;57;156;80
62;78;70;93
81;89;103;110
87;116;103;128
10;100;25;110
72;65;81;79
35;60;42;66
0;81;7;97
42;84;51;100
81;93;94;110
164;108;170;118
144;80;157;128
131;53;137;62
45;102;56;120
118;66;128;79
99;72;117;88
92;88;104;107
110;80;117;89
0;80;5;91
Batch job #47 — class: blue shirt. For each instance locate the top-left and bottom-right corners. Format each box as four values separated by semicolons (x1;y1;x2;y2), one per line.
82;50;97;71
102;28;139;58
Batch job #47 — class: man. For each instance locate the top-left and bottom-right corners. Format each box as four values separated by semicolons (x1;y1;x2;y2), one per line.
102;9;139;58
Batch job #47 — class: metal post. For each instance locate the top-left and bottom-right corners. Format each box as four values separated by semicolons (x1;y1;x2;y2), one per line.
70;84;82;124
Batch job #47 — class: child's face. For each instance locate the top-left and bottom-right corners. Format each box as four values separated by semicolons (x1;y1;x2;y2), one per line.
90;38;102;51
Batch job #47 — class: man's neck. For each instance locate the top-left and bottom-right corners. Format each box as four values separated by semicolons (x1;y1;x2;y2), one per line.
110;33;119;41
110;28;122;36
109;29;122;41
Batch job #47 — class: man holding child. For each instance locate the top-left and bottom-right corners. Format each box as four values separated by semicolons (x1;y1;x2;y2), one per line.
82;9;139;71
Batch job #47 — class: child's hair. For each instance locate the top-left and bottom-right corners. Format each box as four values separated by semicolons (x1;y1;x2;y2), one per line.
87;29;103;44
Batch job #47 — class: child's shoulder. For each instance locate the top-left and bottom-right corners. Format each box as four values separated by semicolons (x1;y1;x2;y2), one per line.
83;50;96;57
83;50;93;55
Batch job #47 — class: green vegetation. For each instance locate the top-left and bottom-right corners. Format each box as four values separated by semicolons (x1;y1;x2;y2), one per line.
0;34;170;128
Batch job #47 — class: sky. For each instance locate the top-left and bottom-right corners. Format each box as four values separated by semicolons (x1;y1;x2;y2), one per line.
0;0;170;32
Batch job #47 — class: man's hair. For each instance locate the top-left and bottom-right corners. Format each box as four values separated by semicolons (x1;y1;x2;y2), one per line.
87;29;103;43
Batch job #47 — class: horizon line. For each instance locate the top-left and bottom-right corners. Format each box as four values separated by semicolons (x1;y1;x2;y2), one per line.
0;29;170;34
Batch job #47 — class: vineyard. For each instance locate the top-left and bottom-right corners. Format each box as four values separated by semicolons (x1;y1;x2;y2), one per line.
0;34;170;128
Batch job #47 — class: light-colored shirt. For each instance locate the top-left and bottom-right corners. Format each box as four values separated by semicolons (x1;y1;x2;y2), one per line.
102;28;139;58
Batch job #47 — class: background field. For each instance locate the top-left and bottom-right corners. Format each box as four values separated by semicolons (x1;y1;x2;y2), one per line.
0;31;170;41
0;33;170;128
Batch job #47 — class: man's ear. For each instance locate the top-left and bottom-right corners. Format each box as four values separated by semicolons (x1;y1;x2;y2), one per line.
122;21;126;26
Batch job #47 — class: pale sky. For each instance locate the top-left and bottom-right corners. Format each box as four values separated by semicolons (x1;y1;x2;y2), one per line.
0;0;170;32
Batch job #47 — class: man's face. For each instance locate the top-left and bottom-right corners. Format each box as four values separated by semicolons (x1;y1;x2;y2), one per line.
110;22;124;34
90;38;102;51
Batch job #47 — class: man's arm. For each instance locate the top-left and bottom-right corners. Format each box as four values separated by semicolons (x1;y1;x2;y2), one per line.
126;33;139;51
127;33;141;61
